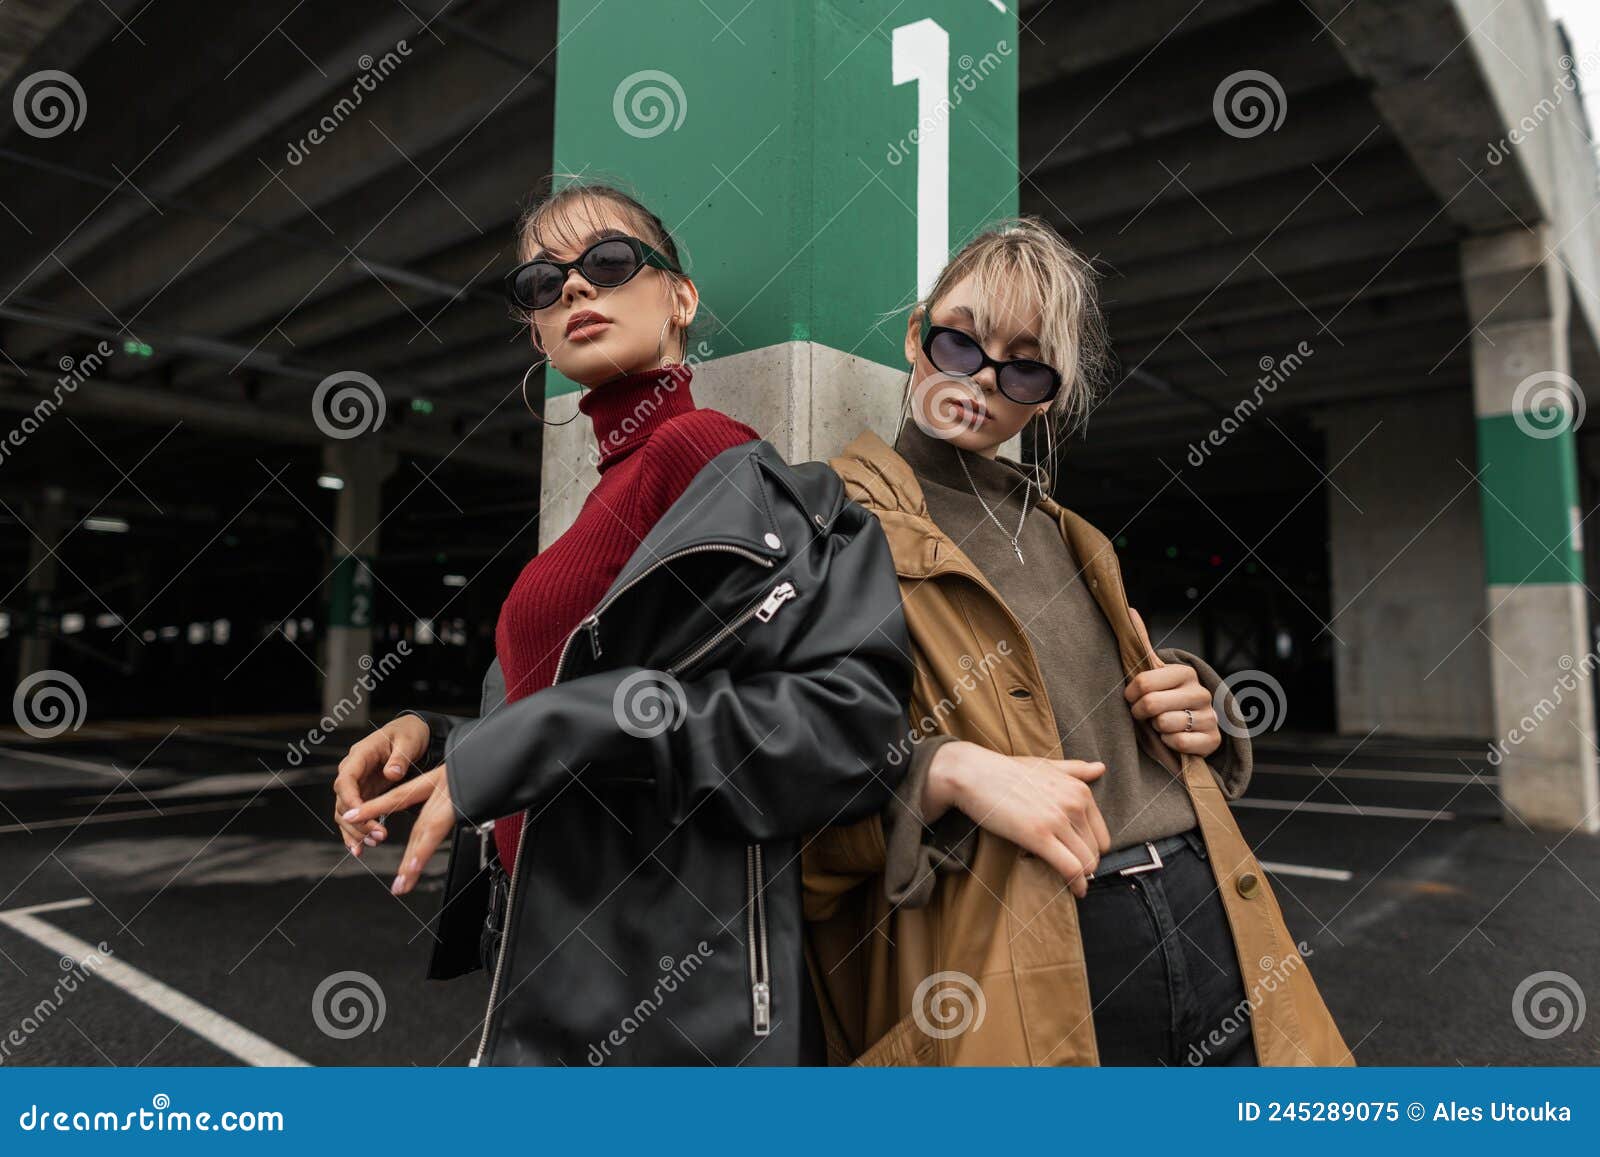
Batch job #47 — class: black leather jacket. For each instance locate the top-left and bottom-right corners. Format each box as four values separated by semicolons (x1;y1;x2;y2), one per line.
407;438;910;1066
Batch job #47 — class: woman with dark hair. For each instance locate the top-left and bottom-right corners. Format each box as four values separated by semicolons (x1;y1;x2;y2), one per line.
333;181;910;1066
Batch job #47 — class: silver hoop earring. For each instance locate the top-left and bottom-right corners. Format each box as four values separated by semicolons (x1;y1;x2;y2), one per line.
894;368;915;444
1028;410;1057;493
521;360;578;426
656;315;683;368
1042;410;1057;492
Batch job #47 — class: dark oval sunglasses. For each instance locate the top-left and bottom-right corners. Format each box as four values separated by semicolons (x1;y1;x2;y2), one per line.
504;234;681;312
920;314;1062;406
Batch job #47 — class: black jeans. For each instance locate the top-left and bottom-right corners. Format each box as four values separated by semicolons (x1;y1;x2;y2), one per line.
1078;829;1258;1066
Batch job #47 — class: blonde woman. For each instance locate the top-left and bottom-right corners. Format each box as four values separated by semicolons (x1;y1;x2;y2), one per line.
804;219;1349;1067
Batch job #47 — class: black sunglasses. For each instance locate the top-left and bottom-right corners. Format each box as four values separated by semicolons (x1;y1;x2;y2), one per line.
919;315;1062;405
504;234;681;312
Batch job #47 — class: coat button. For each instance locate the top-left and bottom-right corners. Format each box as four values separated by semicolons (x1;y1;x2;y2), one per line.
1236;872;1261;899
763;532;781;549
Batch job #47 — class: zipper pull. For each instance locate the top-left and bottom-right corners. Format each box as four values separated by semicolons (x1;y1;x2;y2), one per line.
582;613;602;658
751;981;772;1036
754;582;797;623
475;820;494;870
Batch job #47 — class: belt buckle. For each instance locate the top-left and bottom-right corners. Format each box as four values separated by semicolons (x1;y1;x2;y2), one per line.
1119;841;1164;877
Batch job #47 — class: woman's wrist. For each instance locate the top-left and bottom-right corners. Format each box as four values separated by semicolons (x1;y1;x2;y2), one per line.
922;740;972;823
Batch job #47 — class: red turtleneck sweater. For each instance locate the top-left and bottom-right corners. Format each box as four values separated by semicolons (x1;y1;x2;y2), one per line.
489;363;759;870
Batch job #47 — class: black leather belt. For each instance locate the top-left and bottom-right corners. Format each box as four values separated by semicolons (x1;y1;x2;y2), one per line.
1086;829;1204;883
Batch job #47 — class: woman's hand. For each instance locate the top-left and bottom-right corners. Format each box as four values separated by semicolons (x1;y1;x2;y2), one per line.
1124;607;1223;760
922;740;1110;898
1123;662;1222;759
332;714;431;856
341;766;456;896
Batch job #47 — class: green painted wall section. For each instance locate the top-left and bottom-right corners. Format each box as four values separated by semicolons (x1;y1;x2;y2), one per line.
544;0;1018;398
328;555;375;629
1476;412;1583;585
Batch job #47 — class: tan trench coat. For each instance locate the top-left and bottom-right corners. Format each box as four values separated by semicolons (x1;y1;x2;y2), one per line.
803;429;1352;1067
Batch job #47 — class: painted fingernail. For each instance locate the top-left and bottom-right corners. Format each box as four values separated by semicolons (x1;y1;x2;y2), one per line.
363;835;377;847
385;763;403;777
390;875;405;895
341;807;360;821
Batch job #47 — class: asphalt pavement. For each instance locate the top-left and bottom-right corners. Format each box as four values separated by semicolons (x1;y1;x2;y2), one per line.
0;721;1595;1066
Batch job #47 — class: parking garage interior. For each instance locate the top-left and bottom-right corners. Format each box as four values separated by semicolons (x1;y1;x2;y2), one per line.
3;0;1600;1067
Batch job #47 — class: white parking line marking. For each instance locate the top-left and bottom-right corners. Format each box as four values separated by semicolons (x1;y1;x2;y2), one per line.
1231;798;1457;821
0;798;267;835
0;745;168;778
0;897;308;1067
1253;763;1494;786
1259;860;1354;882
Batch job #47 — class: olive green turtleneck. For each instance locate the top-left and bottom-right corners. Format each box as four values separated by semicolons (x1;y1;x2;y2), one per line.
881;417;1251;905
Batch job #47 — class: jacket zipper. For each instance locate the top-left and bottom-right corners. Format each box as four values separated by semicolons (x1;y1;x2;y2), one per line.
468;542;782;1066
666;581;797;676
746;843;772;1036
673;581;792;1041
571;542;776;664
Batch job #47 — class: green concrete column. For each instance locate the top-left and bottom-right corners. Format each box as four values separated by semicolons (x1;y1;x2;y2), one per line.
1464;226;1600;834
16;487;65;683
321;440;396;725
536;0;1018;548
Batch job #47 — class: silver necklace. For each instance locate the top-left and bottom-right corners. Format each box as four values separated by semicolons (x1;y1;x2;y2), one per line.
955;446;1032;564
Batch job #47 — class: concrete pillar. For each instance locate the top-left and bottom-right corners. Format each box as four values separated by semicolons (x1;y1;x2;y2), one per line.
536;0;1019;547
16;487;65;680
1319;395;1492;736
321;440;396;724
1463;225;1600;834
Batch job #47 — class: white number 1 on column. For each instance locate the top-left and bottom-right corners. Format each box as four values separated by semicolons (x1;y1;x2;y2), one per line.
892;18;950;300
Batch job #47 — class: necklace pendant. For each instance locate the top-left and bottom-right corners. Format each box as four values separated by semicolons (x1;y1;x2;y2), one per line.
1013;542;1025;564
